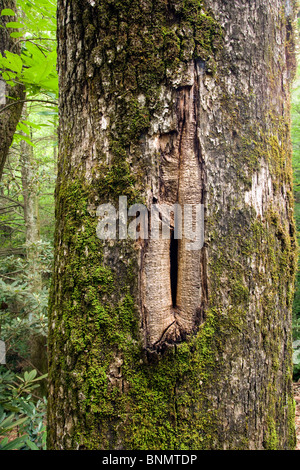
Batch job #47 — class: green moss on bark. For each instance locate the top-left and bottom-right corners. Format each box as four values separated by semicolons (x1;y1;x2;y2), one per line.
49;170;296;448
48;0;297;450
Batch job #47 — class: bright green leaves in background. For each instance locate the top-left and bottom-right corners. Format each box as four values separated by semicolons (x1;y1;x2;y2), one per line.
0;368;47;450
21;45;57;96
1;9;17;17
0;0;58;147
0;0;58;99
0;2;57;450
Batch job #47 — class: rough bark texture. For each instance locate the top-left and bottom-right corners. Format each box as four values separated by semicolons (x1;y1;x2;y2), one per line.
21;137;40;253
0;0;25;180
48;0;298;450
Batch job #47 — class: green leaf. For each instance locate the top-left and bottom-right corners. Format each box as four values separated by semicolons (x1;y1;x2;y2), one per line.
1;9;15;16
22;42;46;64
22;61;54;87
2;51;23;74
0;414;16;429
39;77;58;94
25;369;37;382
5;21;24;29
9;31;23;38
30;373;48;383
0;435;27;450
22;120;41;130
14;134;35;147
19;401;34;414
17;122;31;136
25;439;39;450
0;415;28;432
1;403;20;413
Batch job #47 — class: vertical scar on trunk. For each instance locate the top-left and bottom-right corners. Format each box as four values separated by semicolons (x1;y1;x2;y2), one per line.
141;61;208;351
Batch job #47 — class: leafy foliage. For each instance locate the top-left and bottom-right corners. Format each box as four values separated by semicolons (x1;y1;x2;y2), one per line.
0;1;57;451
0;0;58;97
0;0;58;148
0;244;53;364
0;366;47;449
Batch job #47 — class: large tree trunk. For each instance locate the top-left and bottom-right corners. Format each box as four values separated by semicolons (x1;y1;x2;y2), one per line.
0;0;25;180
48;0;298;450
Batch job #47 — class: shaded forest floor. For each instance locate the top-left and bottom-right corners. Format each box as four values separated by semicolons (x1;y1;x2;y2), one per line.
294;382;300;449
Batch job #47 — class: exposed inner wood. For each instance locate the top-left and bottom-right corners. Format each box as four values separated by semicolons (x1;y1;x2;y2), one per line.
141;61;207;350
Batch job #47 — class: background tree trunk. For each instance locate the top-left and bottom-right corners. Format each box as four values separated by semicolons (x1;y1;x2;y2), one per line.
20;127;40;264
48;0;298;450
0;0;25;180
20;109;47;391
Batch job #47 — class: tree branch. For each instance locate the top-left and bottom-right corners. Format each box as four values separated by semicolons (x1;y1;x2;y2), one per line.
0;98;57;114
0;195;24;208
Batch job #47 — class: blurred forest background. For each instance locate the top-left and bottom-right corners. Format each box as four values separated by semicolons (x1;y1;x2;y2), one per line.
0;0;300;450
0;0;56;449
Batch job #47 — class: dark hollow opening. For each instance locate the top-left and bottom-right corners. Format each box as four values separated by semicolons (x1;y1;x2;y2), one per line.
170;231;178;308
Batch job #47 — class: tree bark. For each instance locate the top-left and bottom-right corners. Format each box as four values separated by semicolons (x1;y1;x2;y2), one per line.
48;0;298;450
20;131;40;259
0;0;25;180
